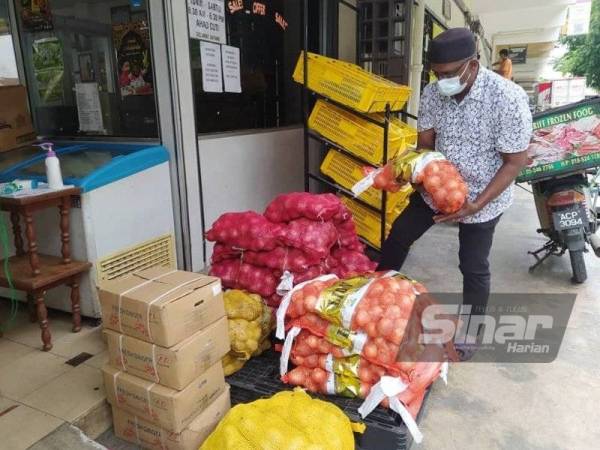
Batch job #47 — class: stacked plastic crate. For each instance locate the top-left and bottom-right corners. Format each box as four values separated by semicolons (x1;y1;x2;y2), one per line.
294;52;416;249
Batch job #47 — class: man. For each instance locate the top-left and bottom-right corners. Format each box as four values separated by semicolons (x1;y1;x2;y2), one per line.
378;28;532;356
493;49;513;80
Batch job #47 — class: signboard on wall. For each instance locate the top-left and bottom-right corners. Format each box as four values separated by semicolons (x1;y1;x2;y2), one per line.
509;46;527;64
567;0;592;36
188;0;227;44
32;37;63;104
21;0;53;32
112;21;154;97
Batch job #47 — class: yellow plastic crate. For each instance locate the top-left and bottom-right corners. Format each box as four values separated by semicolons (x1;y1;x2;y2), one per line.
340;195;410;249
309;100;417;165
293;52;412;113
321;149;413;211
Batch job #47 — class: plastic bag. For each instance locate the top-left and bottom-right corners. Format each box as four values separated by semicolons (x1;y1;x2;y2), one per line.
264;192;348;223
206;212;283;251
201;389;364;450
280;218;338;259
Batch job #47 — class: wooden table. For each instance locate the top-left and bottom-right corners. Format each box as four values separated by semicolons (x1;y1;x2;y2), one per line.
0;187;91;351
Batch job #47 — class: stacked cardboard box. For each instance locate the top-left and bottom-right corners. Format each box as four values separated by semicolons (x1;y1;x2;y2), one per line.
99;266;231;450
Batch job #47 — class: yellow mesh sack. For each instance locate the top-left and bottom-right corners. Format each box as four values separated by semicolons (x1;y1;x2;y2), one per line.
223;290;275;373
200;389;365;450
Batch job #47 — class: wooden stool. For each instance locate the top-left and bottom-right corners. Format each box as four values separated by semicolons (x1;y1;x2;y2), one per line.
0;187;91;351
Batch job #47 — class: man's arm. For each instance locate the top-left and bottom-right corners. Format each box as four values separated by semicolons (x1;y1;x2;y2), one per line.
434;151;528;222
417;128;436;150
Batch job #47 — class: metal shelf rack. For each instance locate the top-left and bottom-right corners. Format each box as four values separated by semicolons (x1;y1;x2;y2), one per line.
301;0;414;251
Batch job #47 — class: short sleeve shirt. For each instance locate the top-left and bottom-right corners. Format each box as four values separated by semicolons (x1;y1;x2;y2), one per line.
417;66;532;223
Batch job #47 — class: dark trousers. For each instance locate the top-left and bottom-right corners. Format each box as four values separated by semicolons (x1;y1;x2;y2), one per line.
377;193;501;315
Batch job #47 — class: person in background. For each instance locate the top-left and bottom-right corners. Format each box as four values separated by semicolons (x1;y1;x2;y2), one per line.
493;49;513;80
377;28;532;359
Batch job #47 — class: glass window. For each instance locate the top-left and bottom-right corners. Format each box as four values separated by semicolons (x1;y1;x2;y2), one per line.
14;0;158;138
190;0;306;134
0;0;19;83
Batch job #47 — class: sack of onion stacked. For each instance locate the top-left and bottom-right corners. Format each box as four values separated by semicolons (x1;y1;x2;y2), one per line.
276;272;456;444
207;193;376;308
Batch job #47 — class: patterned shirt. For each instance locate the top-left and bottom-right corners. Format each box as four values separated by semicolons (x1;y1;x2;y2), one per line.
418;66;532;223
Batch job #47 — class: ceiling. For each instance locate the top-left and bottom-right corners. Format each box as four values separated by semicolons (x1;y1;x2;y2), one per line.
470;0;575;15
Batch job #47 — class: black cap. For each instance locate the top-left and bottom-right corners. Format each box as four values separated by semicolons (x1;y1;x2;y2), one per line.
428;28;476;64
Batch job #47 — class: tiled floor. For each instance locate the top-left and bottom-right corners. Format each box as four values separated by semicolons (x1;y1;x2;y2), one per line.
0;300;108;450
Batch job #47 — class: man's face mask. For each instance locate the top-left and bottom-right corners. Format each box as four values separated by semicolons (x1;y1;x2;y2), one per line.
436;60;473;97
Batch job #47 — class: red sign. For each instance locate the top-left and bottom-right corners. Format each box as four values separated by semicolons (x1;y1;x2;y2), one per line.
228;0;244;14
253;2;266;15
275;12;287;30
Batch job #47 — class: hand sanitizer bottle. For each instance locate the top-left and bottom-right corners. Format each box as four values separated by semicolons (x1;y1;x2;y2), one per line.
41;142;64;189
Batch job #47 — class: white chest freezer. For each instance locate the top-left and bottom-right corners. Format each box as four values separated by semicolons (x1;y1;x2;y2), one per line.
1;143;176;319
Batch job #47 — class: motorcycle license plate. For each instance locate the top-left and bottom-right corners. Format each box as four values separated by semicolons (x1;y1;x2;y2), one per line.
552;208;585;231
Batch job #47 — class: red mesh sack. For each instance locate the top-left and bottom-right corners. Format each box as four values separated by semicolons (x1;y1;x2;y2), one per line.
205;212;283;251
244;247;322;273
280;219;338;259
332;248;377;278
264;192;346;223
209;260;279;298
336;219;364;251
211;244;241;263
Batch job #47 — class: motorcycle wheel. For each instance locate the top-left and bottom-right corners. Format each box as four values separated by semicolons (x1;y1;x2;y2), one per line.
569;250;587;284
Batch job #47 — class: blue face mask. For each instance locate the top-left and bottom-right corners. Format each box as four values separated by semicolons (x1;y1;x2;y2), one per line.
437;62;472;97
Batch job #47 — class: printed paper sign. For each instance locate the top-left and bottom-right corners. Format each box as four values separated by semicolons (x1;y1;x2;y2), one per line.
75;83;104;132
200;41;223;93
188;0;227;44
221;45;241;93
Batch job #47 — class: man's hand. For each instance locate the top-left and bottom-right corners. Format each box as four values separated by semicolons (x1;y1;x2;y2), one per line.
433;200;481;223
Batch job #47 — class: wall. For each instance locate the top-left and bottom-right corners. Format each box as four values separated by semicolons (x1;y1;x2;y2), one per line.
199;127;304;259
338;0;357;63
424;0;468;29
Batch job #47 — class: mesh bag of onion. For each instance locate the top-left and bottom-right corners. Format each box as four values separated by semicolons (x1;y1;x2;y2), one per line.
265;192;351;223
205;211;283;251
354;150;469;215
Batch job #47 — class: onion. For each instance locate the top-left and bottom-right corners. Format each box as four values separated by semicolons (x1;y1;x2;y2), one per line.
304;355;319;368
306;334;319;349
288;369;306;385
366;322;378;338
360;383;371;398
364;342;378;359
312;368;328;384
424;175;442;192
358;366;373;383
354;310;370;327
377;318;394;337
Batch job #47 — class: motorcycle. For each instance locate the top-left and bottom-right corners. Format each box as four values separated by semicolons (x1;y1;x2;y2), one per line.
528;168;600;283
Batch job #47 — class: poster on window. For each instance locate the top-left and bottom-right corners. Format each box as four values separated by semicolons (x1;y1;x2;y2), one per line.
222;45;241;93
200;41;223;92
112;21;153;97
21;0;53;32
75;83;104;133
188;0;227;44
32;37;63;104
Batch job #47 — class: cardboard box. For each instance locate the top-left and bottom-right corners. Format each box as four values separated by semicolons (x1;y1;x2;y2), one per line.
104;316;230;390
103;362;225;433
99;266;225;347
112;385;230;450
0;85;36;152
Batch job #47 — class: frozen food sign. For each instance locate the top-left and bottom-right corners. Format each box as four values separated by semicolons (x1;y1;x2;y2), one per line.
518;99;600;182
188;0;227;44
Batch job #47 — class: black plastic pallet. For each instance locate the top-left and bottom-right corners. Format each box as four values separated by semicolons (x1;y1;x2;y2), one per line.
227;350;429;450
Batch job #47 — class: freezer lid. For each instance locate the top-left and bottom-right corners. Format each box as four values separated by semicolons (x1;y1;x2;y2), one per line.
14;144;169;192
